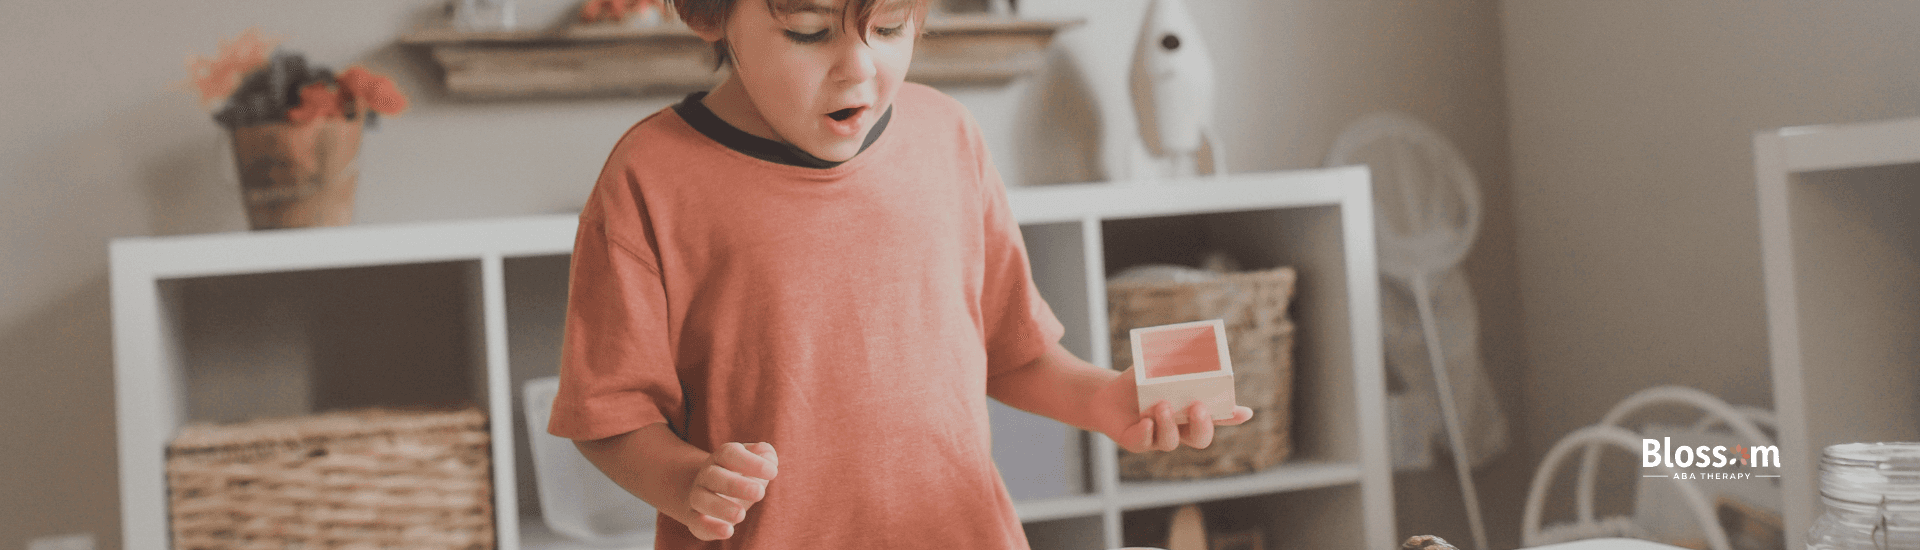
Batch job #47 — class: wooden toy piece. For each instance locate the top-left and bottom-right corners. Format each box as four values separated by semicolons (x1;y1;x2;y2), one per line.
1166;504;1206;550
1130;319;1235;424
1401;535;1461;550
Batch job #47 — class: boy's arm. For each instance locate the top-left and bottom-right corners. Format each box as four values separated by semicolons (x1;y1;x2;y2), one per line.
573;423;778;541
987;342;1253;452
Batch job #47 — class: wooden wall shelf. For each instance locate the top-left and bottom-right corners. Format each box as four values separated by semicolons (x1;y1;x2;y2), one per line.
400;15;1082;99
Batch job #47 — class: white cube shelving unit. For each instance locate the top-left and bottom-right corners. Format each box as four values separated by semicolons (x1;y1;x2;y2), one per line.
111;167;1389;550
1755;116;1920;550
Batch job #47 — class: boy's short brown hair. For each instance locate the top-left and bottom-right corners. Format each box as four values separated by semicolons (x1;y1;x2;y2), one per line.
670;0;931;67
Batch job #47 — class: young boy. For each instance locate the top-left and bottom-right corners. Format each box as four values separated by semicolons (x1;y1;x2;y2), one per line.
547;0;1254;548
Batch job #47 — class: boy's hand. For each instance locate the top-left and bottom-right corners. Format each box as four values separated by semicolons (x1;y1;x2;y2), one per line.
682;442;778;541
1096;366;1254;453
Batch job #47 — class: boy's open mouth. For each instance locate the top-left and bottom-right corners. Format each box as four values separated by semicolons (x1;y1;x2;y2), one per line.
827;107;862;122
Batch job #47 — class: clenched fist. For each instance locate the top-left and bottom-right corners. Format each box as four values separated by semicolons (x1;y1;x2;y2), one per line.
683;441;778;540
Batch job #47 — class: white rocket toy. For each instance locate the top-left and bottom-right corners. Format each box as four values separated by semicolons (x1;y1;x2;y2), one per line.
1128;0;1224;177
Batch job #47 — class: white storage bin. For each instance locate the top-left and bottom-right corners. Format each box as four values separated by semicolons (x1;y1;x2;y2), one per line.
523;376;657;546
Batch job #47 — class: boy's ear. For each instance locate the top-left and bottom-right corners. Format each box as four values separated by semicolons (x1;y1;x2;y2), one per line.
688;20;725;43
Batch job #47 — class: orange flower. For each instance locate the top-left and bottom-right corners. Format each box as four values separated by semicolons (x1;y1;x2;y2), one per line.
185;28;276;107
581;0;660;23
189;31;409;129
336;66;409;116
580;0;619;22
286;82;343;125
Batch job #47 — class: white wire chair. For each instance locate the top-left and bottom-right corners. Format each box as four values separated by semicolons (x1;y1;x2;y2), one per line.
1522;386;1777;550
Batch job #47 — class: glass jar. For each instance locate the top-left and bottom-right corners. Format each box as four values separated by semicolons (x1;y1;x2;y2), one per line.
1808;442;1920;550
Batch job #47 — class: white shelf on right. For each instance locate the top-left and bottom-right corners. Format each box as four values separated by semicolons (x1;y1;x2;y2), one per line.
1754;115;1920;550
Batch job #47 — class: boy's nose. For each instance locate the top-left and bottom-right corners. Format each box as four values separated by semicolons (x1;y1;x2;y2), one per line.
828;37;878;84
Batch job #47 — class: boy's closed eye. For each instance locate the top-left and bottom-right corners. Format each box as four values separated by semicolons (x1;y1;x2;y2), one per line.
866;10;912;40
775;1;912;45
784;28;830;44
776;6;834;44
783;24;906;44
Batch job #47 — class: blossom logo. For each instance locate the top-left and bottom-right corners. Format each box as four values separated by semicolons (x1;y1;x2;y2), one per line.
1642;437;1781;480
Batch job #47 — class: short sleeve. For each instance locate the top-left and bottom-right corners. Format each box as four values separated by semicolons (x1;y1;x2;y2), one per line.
973;119;1066;378
547;197;683;442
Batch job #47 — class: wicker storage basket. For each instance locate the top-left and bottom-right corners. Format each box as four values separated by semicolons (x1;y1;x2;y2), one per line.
166;407;493;550
1108;266;1296;480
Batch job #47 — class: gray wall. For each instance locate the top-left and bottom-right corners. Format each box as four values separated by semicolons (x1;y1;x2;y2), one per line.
1503;0;1920;527
1;0;1522;548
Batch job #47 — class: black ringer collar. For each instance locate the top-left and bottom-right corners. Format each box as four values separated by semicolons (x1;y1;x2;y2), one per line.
673;91;891;169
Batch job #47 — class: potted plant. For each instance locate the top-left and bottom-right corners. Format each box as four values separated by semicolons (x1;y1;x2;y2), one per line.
578;0;669;26
187;29;408;230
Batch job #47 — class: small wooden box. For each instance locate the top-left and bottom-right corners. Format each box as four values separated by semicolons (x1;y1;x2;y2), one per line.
1131;319;1236;424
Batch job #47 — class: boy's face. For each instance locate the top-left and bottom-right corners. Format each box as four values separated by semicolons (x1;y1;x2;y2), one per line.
708;0;917;162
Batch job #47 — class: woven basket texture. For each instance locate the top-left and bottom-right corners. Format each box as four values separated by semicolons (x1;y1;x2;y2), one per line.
1109;267;1296;480
166;407;493;550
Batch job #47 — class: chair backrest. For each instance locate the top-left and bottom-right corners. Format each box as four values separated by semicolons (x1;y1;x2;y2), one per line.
1523;385;1778;550
1576;386;1775;523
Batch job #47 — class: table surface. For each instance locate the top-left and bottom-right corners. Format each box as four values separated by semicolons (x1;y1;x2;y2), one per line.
1526;538;1688;550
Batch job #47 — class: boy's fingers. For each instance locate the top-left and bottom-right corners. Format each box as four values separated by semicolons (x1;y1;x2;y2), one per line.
1119;417;1154;453
1182;401;1215;449
690;513;735;541
748;442;779;470
1219;406;1254;426
689;488;749;524
715;442;779;480
698;463;768;503
1153;401;1178;451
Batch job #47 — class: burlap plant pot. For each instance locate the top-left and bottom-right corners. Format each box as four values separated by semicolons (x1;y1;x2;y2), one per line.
229;116;362;230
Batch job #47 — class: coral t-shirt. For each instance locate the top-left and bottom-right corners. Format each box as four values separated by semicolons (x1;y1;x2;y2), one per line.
548;83;1065;550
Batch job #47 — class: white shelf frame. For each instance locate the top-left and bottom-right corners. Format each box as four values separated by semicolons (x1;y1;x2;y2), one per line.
110;216;580;550
1755;115;1920;550
1007;168;1389;549
110;167;1388;550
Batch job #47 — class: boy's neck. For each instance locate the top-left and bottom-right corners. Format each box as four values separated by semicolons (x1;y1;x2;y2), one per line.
700;73;783;144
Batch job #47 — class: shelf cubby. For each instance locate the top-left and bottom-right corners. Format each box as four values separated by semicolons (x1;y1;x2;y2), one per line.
169;261;487;424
